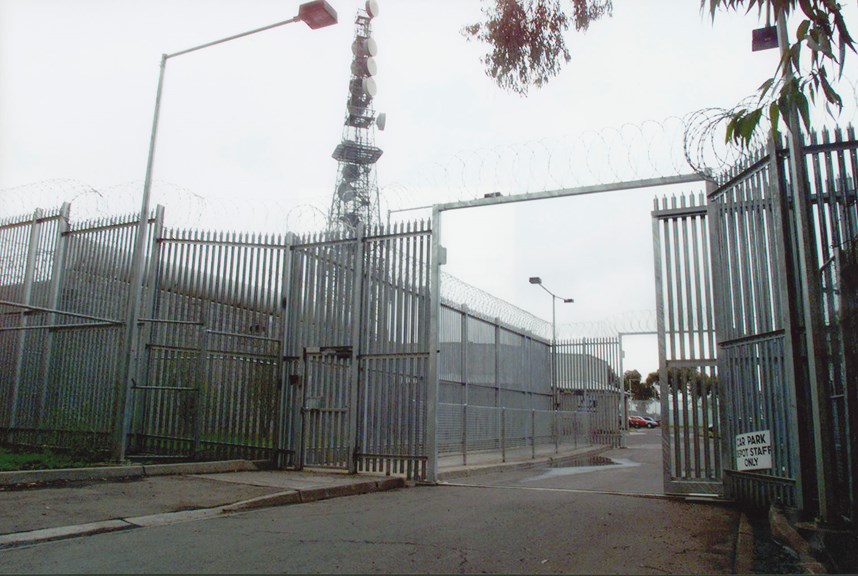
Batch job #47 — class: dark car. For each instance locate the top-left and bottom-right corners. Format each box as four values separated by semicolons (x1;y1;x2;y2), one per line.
628;415;648;429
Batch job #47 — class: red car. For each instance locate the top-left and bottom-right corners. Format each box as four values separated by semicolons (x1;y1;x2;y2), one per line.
628;415;649;429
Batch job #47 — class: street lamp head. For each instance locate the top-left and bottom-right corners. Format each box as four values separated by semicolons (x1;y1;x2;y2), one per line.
528;277;542;285
298;0;338;29
563;298;575;303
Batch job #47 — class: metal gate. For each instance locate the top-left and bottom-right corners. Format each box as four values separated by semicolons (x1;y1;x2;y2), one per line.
706;143;807;509
300;347;352;468
283;222;431;478
132;227;288;462
652;193;723;496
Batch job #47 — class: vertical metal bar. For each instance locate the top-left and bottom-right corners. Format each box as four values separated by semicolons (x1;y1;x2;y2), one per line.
777;14;836;520
199;230;215;456
10;208;43;438
501;407;506;462
116;54;168;462
462;403;468;466
136;205;165;453
249;236;265;452
766;130;805;509
194;301;209;458
653;197;673;491
276;233;295;468
531;408;536;459
36;203;70;435
348;226;365;473
426;206;441;482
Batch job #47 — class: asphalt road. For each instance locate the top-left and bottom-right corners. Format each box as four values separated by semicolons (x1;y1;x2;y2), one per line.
448;428;666;496
0;430;740;574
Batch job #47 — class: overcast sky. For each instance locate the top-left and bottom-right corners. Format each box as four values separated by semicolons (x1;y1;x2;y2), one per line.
2;0;857;374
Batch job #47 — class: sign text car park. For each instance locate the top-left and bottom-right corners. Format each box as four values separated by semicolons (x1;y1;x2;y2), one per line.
735;430;772;471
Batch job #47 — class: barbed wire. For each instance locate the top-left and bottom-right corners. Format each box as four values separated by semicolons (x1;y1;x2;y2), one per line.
440;271;552;337
440;271;658;340
683;78;858;179
0;111;756;229
384;117;695;212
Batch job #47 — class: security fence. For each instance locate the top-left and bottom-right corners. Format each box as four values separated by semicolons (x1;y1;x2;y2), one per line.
0;204;137;453
3;205;623;482
705;127;858;521
435;303;621;465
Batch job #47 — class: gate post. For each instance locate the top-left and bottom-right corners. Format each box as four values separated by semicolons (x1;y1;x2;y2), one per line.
426;207;443;482
275;232;296;469
10;208;43;442
348;226;365;474
36;202;71;437
761;134;807;511
127;205;165;456
776;10;836;522
783;133;836;519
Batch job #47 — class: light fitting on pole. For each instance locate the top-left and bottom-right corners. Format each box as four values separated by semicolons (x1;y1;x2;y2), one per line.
529;277;542;285
298;0;338;29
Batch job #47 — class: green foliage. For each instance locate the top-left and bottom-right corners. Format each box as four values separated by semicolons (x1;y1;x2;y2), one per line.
705;0;856;146
465;0;854;145
463;0;612;95
624;369;659;401
647;367;717;397
0;445;107;472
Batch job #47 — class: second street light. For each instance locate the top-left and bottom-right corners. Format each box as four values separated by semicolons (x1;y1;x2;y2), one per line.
529;277;574;407
115;1;338;462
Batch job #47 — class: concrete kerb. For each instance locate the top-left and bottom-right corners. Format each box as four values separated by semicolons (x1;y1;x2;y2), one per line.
0;459;260;488
735;513;755;575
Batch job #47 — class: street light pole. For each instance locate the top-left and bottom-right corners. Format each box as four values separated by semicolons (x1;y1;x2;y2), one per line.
114;1;338;462
529;277;574;408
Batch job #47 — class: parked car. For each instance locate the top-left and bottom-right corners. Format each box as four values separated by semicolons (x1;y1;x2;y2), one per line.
642;416;660;428
628;415;648;429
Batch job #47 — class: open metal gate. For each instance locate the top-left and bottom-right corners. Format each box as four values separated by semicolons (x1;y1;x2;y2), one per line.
652;193;723;496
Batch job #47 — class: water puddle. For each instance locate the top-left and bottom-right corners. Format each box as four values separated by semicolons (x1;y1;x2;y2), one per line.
552;455;616;467
526;457;641;480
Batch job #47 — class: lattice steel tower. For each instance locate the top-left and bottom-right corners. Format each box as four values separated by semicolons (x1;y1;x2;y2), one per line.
327;1;385;232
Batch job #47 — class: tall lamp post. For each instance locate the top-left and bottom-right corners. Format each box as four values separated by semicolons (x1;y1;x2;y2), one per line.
528;277;574;407
115;1;338;462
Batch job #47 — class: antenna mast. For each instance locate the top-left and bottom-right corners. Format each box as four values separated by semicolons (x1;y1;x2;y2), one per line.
327;1;384;232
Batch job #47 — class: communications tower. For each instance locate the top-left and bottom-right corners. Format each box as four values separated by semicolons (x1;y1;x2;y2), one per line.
327;1;385;232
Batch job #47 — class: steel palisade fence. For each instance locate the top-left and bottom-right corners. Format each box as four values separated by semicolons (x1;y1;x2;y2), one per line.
436;302;623;466
705;127;858;522
1;209;622;481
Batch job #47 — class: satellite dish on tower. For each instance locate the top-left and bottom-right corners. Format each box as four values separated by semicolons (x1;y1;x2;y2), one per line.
376;112;386;131
338;182;357;202
366;1;379;18
352;37;378;57
343;163;360;179
351;56;377;77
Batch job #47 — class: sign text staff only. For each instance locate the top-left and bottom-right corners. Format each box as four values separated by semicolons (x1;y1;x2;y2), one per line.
736;430;772;471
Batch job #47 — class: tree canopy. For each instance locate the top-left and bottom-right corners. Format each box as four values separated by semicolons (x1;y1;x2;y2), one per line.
624;369;659;401
463;0;855;145
462;0;612;95
647;367;717;397
707;0;856;145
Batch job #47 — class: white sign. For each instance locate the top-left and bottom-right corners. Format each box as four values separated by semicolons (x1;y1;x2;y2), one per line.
735;430;772;471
